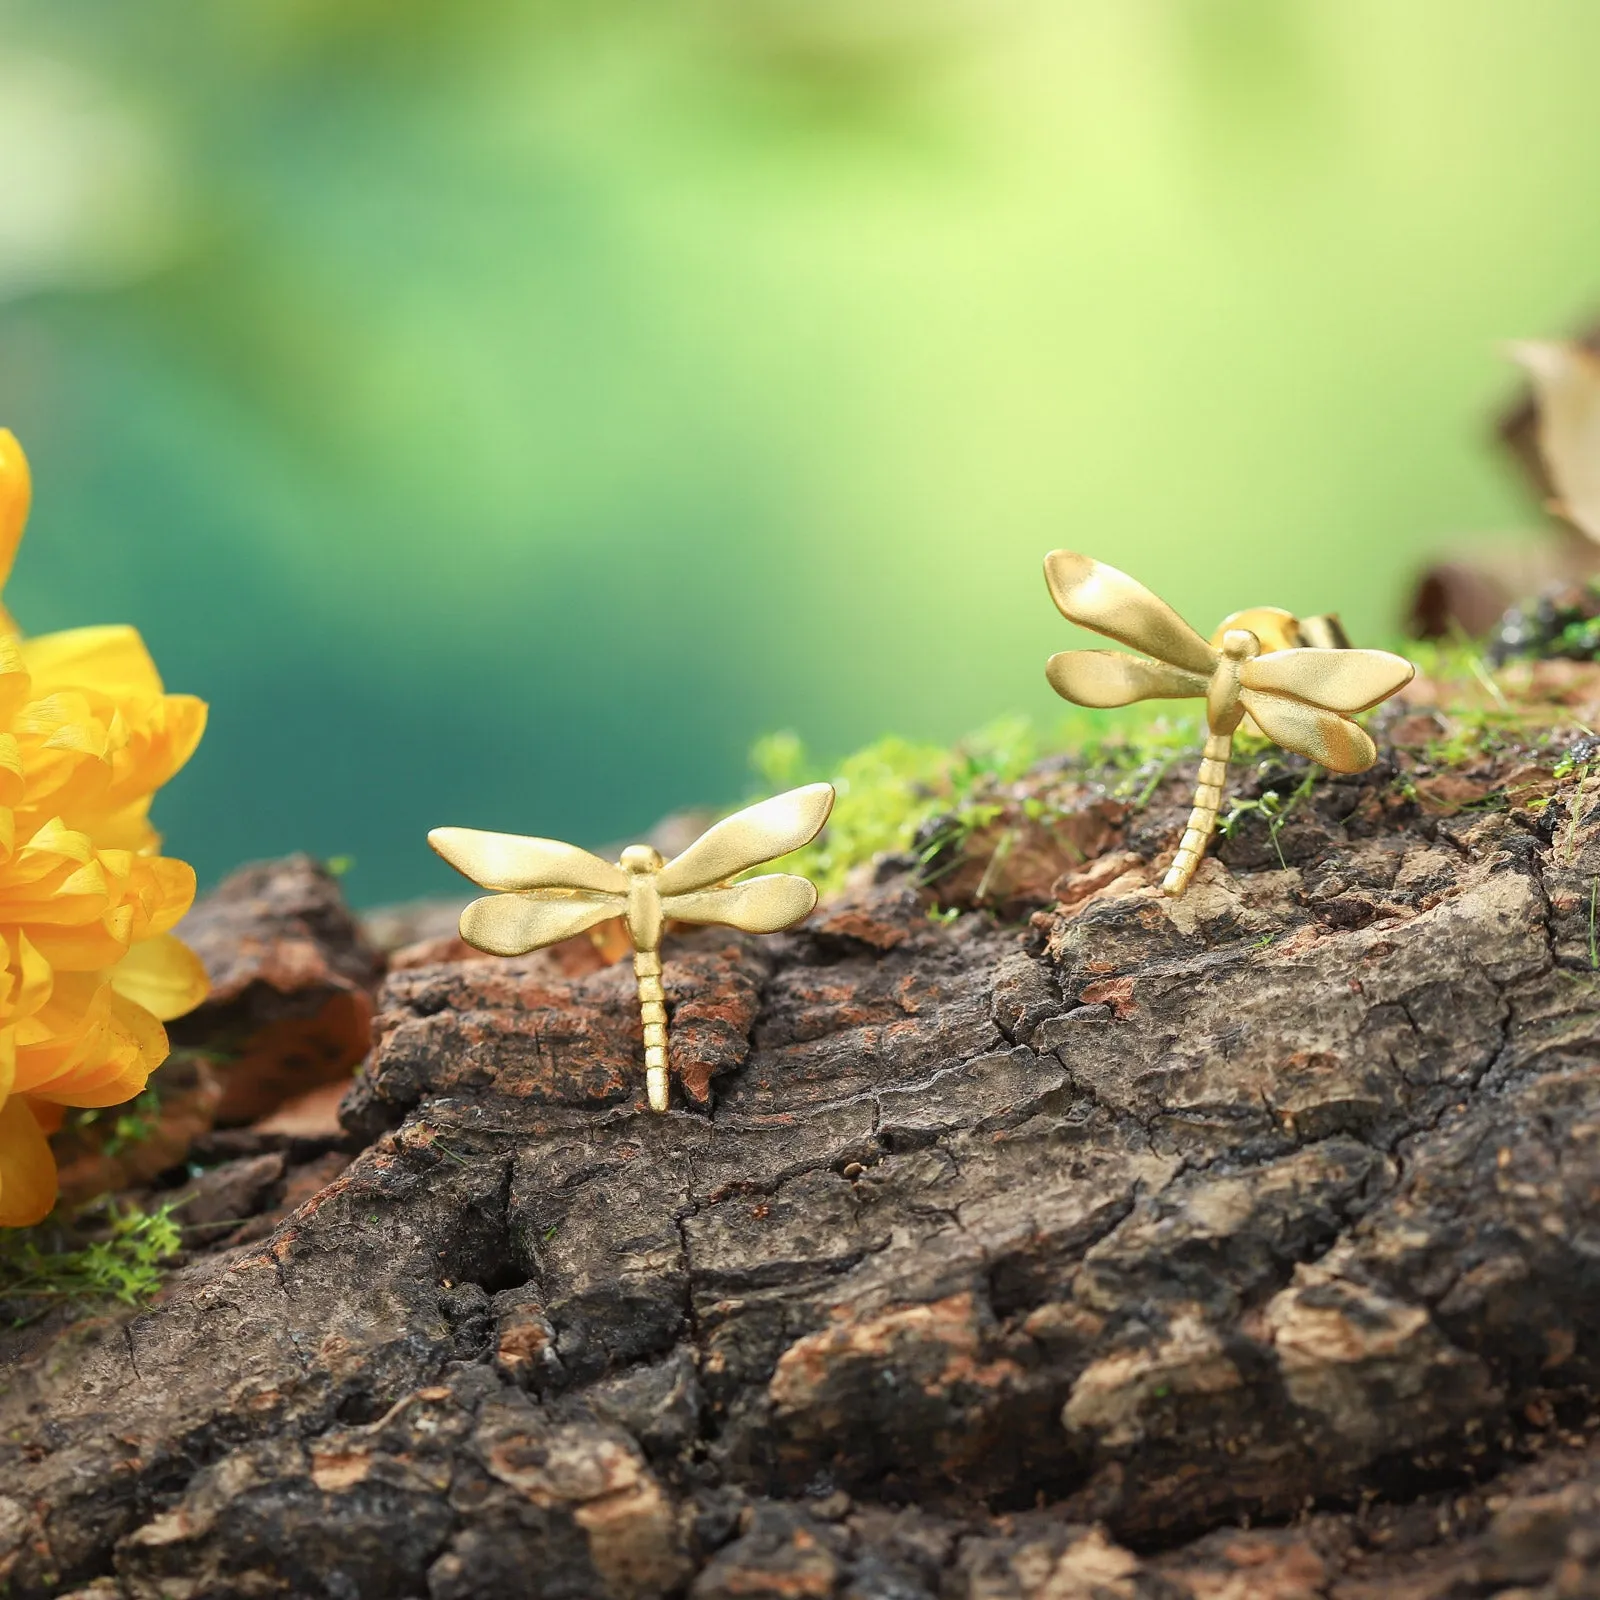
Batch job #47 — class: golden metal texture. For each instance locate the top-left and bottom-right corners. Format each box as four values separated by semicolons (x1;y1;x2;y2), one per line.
429;783;835;1110
1043;551;1415;897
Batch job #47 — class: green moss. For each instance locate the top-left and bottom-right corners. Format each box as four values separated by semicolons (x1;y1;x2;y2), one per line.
751;724;1030;897
0;1200;183;1325
1108;716;1205;805
1217;769;1319;870
749;707;1202;897
1403;638;1548;767
65;1088;163;1159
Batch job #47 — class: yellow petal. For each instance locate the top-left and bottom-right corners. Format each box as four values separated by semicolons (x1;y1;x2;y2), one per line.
111;934;209;1022
0;1093;58;1226
36;1053;147;1108
109;694;208;804
98;848;134;883
109;991;168;1081
12;972;106;1093
58;859;112;902
20;691;110;757
21;624;164;699
24;984;158;1105
15;1036;96;1097
126;856;198;938
0;730;24;805
67;798;159;856
0;431;31;600
0;637;30;731
11;931;52;1022
25;912;135;971
20;816;94;867
0;870;117;929
28;1097;64;1134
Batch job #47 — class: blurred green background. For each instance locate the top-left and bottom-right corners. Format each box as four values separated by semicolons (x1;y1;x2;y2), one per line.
0;1;1595;904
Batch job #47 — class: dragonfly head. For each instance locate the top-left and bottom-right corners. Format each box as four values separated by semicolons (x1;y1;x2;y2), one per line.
1219;627;1261;662
1212;605;1297;654
620;844;664;876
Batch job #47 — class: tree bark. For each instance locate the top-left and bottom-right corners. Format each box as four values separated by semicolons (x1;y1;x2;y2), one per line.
3;735;1600;1599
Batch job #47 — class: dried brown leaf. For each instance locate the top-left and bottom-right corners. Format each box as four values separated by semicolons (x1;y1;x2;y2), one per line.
1509;340;1600;542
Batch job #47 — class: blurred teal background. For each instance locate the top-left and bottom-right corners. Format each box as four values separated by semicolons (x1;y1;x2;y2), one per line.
0;1;1596;904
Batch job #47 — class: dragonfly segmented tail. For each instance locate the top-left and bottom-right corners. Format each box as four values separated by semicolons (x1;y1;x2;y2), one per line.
635;949;669;1111
1164;730;1233;896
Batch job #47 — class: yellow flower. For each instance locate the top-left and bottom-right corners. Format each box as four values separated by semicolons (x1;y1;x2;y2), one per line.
0;430;208;1225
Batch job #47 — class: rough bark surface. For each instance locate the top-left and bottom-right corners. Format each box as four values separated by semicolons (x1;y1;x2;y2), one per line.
170;854;383;1124
4;728;1600;1599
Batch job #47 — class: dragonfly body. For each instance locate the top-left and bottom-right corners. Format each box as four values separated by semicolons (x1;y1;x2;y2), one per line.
1169;628;1256;896
1043;552;1414;897
622;844;666;948
430;784;834;1110
620;845;670;1107
1205;630;1255;732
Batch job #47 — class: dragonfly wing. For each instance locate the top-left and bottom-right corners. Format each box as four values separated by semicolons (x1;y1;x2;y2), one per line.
656;783;835;894
1043;551;1217;676
1240;648;1415;712
429;827;627;894
458;892;622;956
1046;649;1208;708
1238;689;1377;774
663;873;818;933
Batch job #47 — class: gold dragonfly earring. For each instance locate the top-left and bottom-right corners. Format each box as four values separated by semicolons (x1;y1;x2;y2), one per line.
429;783;835;1110
1042;551;1415;897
